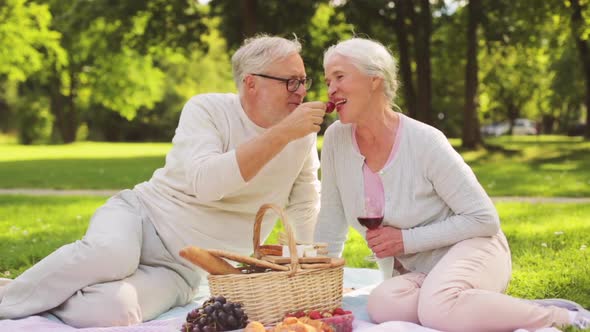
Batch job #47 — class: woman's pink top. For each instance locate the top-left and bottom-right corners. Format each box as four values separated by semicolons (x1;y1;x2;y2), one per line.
351;117;403;217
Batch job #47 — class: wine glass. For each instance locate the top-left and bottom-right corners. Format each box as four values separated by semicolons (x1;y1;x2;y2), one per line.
357;197;384;262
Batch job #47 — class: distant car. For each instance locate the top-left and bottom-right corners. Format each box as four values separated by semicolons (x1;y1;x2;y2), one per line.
481;122;510;136
512;118;537;135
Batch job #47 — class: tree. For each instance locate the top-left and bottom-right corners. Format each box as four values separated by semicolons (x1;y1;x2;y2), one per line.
208;0;350;107
341;1;440;125
17;0;209;143
209;0;326;51
476;0;586;136
462;0;483;149
568;0;590;138
392;0;417;118
0;0;65;81
0;0;66;136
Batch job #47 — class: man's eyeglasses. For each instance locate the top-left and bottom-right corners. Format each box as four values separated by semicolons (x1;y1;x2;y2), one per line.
251;73;312;92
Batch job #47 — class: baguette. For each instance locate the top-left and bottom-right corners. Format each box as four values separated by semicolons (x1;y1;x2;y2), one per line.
259;244;283;256
208;249;289;271
179;246;241;275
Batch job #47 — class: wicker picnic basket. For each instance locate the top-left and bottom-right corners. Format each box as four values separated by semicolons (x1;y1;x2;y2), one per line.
208;204;344;325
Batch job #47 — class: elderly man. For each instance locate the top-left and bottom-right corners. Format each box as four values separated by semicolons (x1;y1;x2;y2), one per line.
0;34;324;327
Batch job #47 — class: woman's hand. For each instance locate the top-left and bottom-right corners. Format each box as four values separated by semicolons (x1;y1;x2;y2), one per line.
366;226;404;259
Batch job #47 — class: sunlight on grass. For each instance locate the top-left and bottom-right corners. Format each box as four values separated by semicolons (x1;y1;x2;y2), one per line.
497;203;589;307
0;195;107;276
0;142;172;162
463;136;590;197
0;133;17;144
0;135;588;196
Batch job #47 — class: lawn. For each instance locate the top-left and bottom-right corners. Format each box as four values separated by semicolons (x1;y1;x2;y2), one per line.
461;136;590;197
0;142;170;189
0;135;588;331
1;196;588;310
1;135;589;196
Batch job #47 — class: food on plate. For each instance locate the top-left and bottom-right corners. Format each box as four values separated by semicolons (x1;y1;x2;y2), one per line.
244;321;266;332
285;308;353;332
245;316;333;332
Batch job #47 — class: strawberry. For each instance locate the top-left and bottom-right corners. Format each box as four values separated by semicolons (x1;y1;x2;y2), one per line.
332;308;346;316
326;102;336;113
308;310;322;320
294;310;306;318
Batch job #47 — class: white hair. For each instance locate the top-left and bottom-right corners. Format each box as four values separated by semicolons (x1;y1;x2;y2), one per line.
323;38;399;104
232;34;302;93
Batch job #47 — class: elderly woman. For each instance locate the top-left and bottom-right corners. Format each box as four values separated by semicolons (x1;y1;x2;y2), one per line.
314;37;589;331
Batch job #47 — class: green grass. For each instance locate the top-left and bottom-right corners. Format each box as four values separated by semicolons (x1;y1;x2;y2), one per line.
1;135;588;196
0;142;170;189
0;133;17;144
1;196;588;310
458;136;590;197
0;195;106;277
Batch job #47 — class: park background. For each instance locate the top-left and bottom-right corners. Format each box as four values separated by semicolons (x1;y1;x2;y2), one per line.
0;1;589;329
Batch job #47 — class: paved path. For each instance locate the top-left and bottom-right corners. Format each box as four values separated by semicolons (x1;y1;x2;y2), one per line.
1;189;589;203
0;189;119;196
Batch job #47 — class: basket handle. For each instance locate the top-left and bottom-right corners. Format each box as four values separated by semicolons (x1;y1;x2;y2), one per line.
253;203;298;275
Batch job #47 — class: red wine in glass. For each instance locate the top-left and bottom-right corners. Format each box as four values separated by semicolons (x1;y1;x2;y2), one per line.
358;215;383;262
359;197;384;261
357;217;383;230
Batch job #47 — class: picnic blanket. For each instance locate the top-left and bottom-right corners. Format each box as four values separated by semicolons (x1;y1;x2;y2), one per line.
0;268;560;332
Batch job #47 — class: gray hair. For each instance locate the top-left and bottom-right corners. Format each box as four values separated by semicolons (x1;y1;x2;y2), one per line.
323;38;399;104
232;34;302;93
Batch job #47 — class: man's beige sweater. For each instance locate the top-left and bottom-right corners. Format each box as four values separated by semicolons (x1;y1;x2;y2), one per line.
134;93;321;272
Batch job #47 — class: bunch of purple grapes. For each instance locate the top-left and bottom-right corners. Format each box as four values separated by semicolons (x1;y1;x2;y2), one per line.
180;295;248;332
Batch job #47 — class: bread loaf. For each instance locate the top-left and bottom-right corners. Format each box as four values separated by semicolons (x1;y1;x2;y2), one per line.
179;246;241;275
259;244;283;256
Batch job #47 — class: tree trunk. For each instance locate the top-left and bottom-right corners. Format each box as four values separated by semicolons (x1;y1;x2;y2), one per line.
462;0;483;149
393;0;417;118
569;0;590;139
49;70;77;143
413;0;433;125
0;98;10;131
241;0;257;38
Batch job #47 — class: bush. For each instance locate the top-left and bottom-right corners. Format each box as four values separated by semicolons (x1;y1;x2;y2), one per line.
17;100;53;145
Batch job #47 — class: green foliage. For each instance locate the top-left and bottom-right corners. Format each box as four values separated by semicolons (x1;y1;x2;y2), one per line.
89;50;165;120
16;99;54;145
480;45;547;122
304;4;354;132
1;0;589;143
429;6;468;136
304;3;353;102
478;0;588;134
209;0;327;52
164;16;236;99
0;0;66;81
207;0;353;117
85;15;237;142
